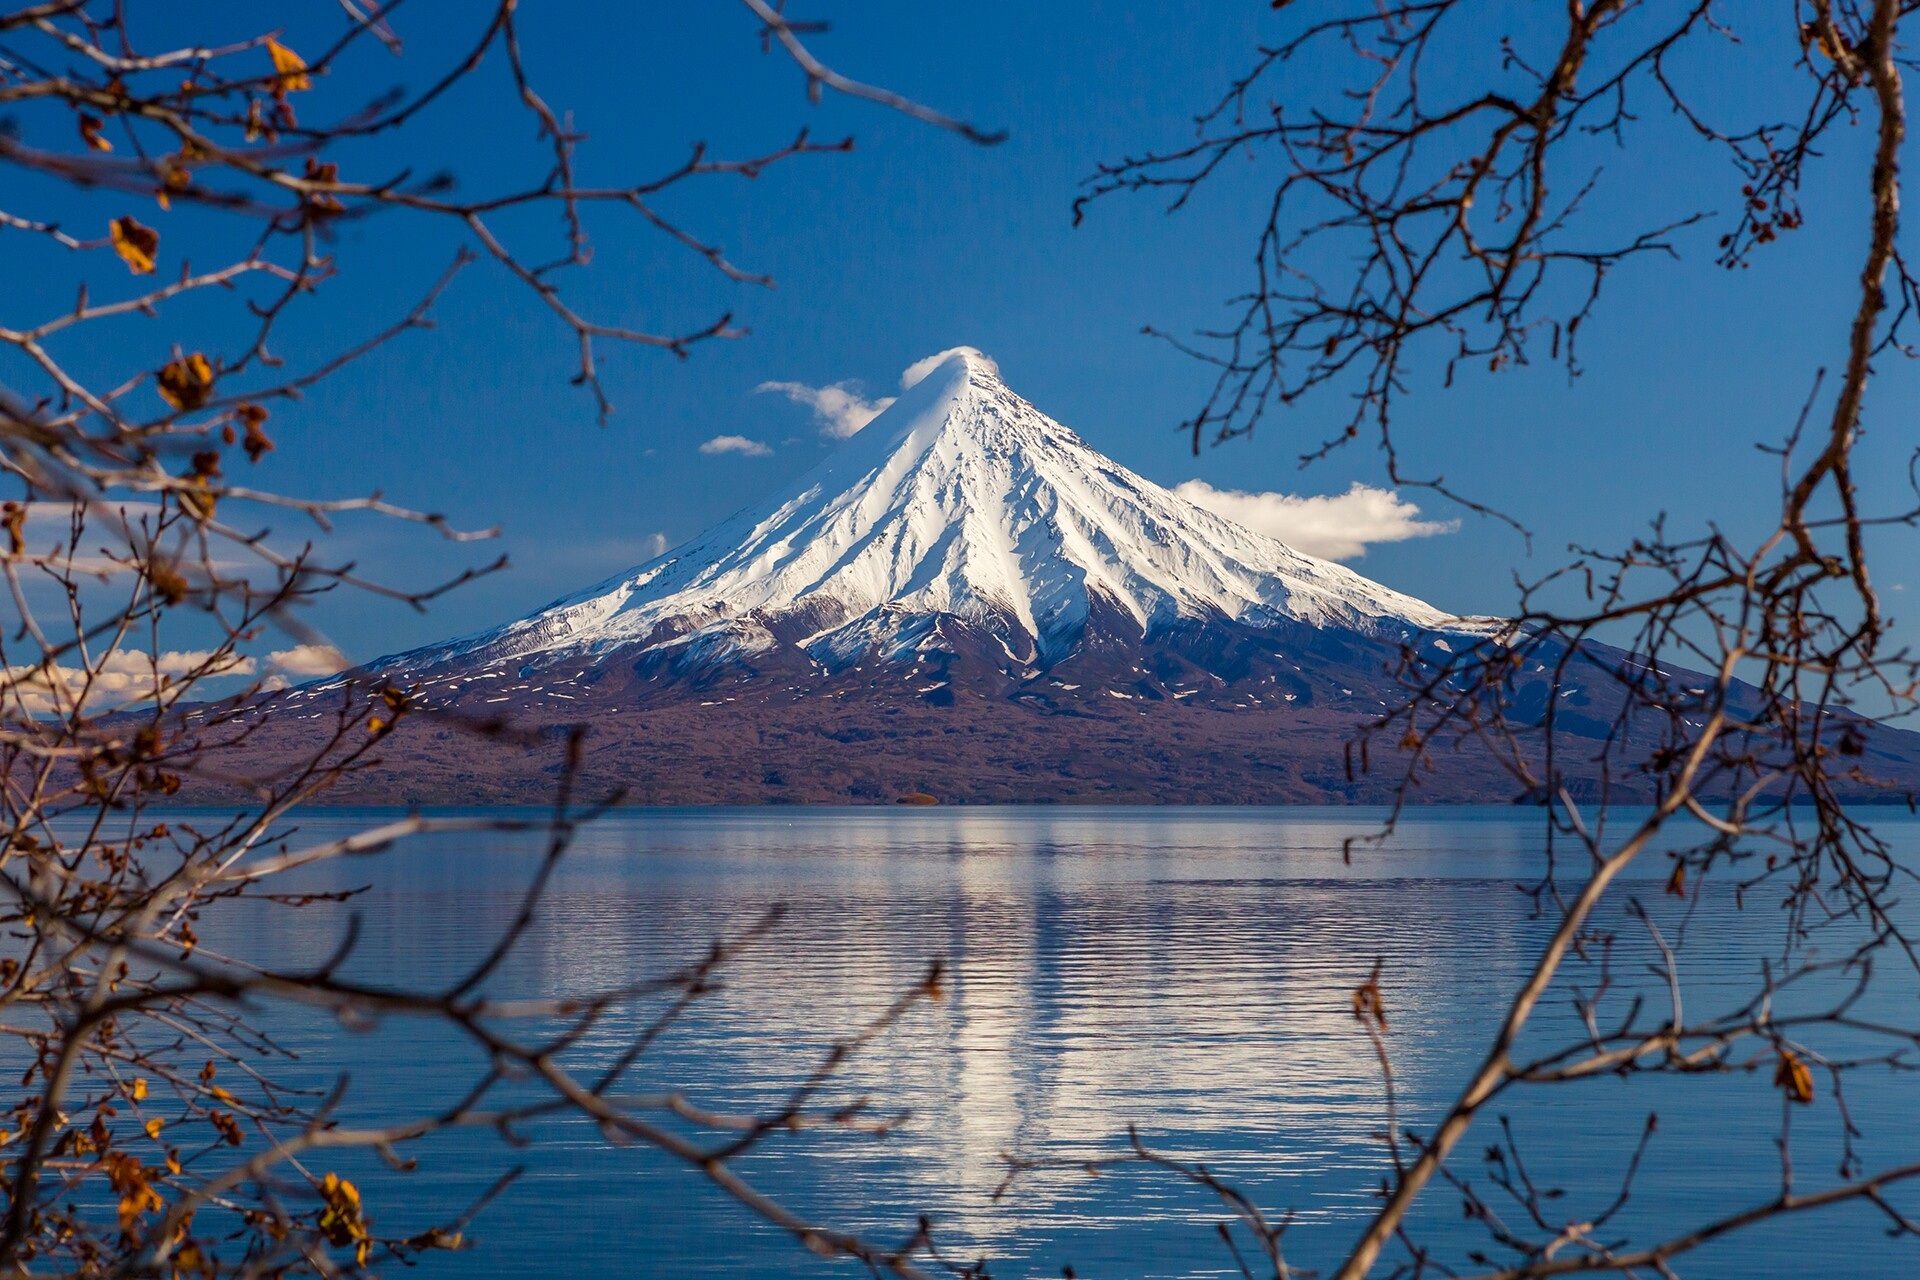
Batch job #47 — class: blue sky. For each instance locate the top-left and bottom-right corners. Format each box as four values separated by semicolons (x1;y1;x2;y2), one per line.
8;2;1918;664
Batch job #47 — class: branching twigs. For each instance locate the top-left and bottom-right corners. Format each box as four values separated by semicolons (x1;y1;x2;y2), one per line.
1077;2;1920;1277
740;0;1008;146
996;1125;1300;1280
0;3;1003;1276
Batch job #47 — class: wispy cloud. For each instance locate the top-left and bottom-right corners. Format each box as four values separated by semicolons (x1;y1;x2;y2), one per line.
1174;480;1458;561
755;380;894;440
900;345;997;390
7;500;199;576
699;434;774;458
4;500;274;578
755;346;1001;441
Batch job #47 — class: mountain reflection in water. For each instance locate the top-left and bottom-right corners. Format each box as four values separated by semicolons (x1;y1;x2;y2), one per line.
183;807;1920;1279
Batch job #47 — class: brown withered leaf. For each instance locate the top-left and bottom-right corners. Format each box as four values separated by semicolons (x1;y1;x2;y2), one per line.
245;97;271;143
79;113;112;152
147;561;189;605
155;152;193;210
238;403;274;462
110;216;159;274
1351;975;1387;1030
267;38;311;93
303;156;345;215
175;450;218;521
1664;860;1686;898
1774;1049;1815;1104
156;353;214;412
1;501;23;557
178;483;218;523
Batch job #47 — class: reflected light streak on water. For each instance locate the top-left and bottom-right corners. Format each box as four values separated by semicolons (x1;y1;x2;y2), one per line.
122;806;1920;1279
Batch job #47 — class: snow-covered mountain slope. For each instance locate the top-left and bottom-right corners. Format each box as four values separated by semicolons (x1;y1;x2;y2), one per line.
390;351;1476;675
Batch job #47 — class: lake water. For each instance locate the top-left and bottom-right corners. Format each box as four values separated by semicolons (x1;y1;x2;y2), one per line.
181;807;1920;1277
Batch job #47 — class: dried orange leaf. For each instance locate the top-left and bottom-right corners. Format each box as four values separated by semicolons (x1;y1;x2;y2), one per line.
267;38;311;92
131;1078;149;1101
150;151;193;211
1775;1049;1815;1104
110;216;158;274
1351;978;1388;1030
116;1175;163;1232
147;561;190;605
303;156;345;215
319;1172;369;1258
144;1117;164;1140
178;484;218;523
79;113;112;152
156;353;213;412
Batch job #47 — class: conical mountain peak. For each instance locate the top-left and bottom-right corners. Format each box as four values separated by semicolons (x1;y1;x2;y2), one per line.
244;355;1920;808
389;355;1472;675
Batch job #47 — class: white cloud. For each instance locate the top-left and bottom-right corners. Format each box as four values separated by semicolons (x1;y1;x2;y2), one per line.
899;345;997;391
755;380;894;440
699;434;773;458
267;644;351;677
643;531;670;558
4;648;256;716
1174;480;1459;561
754;347;1000;442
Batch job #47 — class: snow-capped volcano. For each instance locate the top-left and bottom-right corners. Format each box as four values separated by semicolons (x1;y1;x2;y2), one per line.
216;349;1920;806
394;351;1471;677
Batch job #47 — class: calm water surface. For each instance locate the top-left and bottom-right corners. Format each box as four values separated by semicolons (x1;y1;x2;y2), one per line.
176;807;1920;1277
